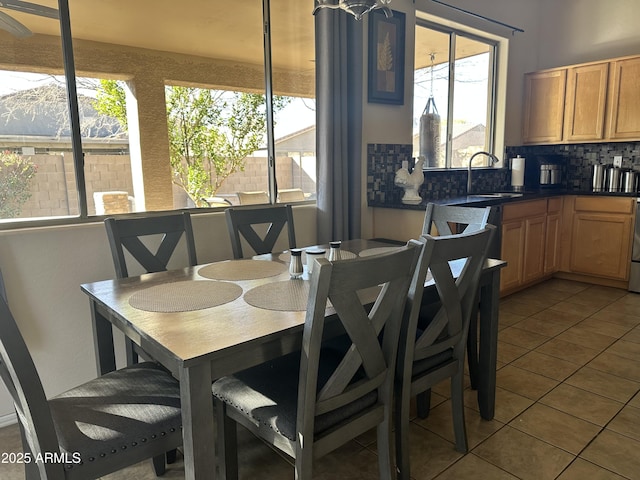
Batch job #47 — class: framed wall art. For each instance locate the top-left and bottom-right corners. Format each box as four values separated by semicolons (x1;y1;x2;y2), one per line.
367;9;406;105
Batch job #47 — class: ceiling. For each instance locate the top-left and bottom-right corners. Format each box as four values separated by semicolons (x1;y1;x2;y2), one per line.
1;1;487;74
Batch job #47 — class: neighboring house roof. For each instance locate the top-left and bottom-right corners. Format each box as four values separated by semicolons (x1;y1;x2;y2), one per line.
0;84;127;141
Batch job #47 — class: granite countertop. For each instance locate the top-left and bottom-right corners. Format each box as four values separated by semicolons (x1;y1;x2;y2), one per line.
370;189;639;210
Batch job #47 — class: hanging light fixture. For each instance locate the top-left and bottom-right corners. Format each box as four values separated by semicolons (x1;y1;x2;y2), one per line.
313;0;392;21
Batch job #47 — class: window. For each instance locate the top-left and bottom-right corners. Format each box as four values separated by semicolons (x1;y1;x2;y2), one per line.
0;0;316;225
413;20;498;169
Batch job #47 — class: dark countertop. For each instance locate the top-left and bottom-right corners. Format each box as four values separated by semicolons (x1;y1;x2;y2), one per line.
369;189;639;210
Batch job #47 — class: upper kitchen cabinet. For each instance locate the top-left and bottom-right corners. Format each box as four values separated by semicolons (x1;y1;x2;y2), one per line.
523;55;640;145
607;56;640;140
522;69;566;144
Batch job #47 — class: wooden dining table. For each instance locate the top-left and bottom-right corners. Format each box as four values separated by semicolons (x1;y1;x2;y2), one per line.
81;239;505;480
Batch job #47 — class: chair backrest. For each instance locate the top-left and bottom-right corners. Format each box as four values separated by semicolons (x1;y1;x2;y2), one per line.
104;212;198;278
399;226;495;382
237;191;270;205
0;296;64;479
225;204;296;259
422;203;491;237
296;240;422;446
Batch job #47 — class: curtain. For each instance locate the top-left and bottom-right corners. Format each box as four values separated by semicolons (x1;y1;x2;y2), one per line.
315;8;363;243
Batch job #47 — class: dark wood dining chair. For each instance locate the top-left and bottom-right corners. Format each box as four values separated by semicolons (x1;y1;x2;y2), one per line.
225;204;296;259
421;203;492;396
212;240;423;479
0;295;183;480
394;226;495;480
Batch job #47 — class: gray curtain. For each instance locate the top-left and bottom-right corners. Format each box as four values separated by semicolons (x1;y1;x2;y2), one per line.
315;9;363;243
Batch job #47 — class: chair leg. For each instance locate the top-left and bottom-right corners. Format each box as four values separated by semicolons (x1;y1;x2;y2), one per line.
467;305;480;390
416;389;432;419
215;399;239;480
450;371;468;454
152;454;167;476
125;337;138;366
19;423;39;480
166;448;178;464
376;412;395;480
394;388;412;480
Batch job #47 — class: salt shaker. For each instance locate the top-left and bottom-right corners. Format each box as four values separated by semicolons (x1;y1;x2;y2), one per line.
306;248;326;275
289;249;303;278
328;241;342;262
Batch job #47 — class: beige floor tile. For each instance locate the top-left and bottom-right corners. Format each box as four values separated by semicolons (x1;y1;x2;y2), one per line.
511;350;580;382
588;351;640;382
605;338;640;360
598;301;640;318
413;400;504;449
537;279;591;294
540;384;623;427
499;300;547;317
549;301;601;318
496;341;529;364
498;311;527;330
565;366;640;403
557;458;627;479
489;387;535;424
472;426;574;480
629;391;640;409
512;315;574;338
402;423;464;480
563;293;614;309
554;326;616;352
505;290;563;308
589;308;640;328
530;306;588;326
498;326;550;350
623;326;640;344
432;453;519;480
580;430;640;479
606;404;640;442
509;403;601;455
313;439;382;479
575;317;633;339
496;365;559;400
535;338;600;365
614;292;640;307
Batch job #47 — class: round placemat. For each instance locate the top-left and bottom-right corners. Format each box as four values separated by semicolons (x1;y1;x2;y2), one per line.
199;259;286;281
244;280;311;311
278;249;357;263
129;280;243;313
358;246;402;257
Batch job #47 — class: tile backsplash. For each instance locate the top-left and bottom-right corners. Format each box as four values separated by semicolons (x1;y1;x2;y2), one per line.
367;141;640;207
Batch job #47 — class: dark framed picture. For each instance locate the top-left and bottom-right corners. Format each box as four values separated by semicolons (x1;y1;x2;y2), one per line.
367;9;406;105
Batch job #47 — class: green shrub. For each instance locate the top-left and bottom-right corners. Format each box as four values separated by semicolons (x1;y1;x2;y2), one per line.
0;151;37;219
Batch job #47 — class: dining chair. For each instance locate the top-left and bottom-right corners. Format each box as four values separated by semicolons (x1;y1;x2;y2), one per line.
212;240;423;479
421;203;492;399
394;226;494;480
104;212;198;365
0;295;183;480
225;204;297;259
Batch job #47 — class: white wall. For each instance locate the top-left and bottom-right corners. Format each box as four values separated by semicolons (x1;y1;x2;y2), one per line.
0;205;317;421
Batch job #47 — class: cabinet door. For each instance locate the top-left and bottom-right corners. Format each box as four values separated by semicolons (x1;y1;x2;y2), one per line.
500;220;525;292
570;213;633;280
523;215;547;283
564;63;608;141
607;56;640;140
544;212;562;274
523;69;567;144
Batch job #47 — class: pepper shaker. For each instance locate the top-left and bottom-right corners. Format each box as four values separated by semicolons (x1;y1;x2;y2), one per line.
328;241;342;262
289;249;303;278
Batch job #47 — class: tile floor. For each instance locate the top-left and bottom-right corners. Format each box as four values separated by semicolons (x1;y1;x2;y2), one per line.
0;278;639;479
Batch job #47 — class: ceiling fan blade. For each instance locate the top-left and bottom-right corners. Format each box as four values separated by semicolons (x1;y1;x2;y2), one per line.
0;9;32;37
0;1;59;20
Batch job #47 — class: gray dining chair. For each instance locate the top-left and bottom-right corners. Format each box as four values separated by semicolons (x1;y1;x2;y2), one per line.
394;226;495;480
212;240;423;479
104;212;198;365
225;204;296;259
0;295;183;480
421;202;492;404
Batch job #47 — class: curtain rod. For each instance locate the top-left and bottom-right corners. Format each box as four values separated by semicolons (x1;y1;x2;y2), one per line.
430;0;524;35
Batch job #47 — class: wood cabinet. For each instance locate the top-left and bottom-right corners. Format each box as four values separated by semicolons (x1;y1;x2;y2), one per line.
523;54;640;144
522;70;566;144
544;197;563;274
607;56;640;140
565;196;634;281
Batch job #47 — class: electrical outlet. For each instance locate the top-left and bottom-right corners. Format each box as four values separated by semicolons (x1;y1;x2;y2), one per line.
614;156;623;168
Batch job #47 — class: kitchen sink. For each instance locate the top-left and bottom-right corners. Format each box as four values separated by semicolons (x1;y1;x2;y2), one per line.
472;193;524;198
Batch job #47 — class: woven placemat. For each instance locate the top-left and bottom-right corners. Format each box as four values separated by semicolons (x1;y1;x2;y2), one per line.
244;280;311;311
358;246;402;257
278;249;357;263
199;259;286;281
129;280;243;313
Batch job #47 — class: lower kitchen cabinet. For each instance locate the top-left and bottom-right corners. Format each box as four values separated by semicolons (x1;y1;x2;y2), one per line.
544;197;563;274
565;196;635;281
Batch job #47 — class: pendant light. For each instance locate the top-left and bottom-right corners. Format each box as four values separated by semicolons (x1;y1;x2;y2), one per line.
419;53;441;168
313;0;392;20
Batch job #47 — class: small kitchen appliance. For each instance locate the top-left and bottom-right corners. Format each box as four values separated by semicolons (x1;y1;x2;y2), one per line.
592;164;605;191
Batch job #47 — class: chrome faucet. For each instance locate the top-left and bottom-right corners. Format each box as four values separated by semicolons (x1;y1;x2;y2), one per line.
467;151;500;194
